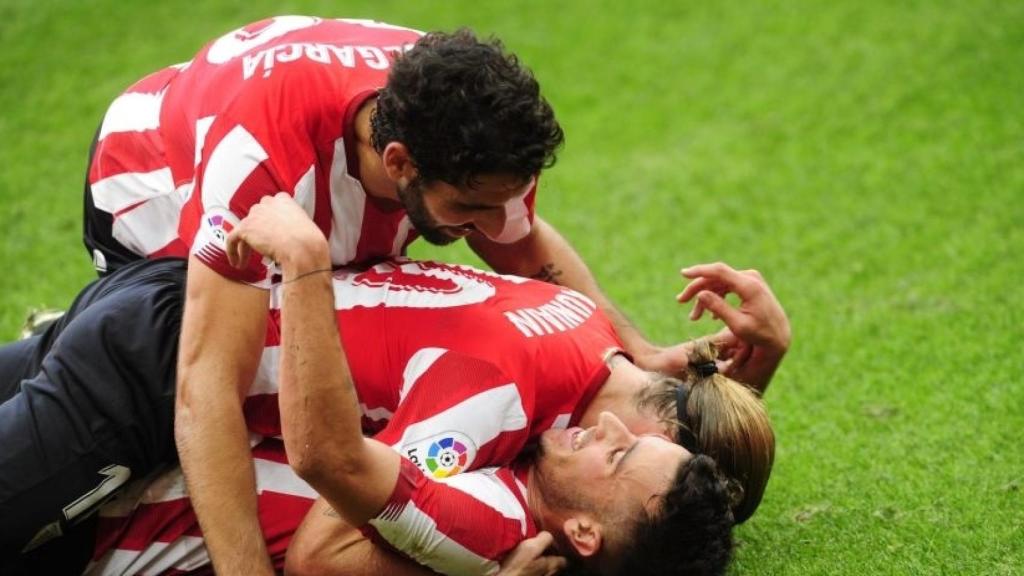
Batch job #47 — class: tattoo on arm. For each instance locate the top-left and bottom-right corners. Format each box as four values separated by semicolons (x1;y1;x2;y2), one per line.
531;263;564;285
323;507;340;518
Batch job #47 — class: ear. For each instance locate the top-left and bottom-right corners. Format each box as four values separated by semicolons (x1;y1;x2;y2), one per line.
380;142;418;186
562;515;603;558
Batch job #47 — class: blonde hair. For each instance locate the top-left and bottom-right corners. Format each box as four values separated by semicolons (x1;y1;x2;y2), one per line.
634;338;775;523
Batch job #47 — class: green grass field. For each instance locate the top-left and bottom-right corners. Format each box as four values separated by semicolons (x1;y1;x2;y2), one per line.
1;1;1021;573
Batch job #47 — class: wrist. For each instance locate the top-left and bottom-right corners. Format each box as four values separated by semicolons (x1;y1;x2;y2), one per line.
279;237;330;278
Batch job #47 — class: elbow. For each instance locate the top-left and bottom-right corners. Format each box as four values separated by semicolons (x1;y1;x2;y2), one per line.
289;450;328;485
285;548;327;576
288;442;367;494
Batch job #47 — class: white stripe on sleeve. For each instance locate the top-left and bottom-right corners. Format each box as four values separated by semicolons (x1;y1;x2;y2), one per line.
201;124;269;209
369;500;501;576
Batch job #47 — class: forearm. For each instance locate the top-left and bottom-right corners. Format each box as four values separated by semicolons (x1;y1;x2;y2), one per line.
277;243;358;472
175;257;273;575
470;217;655;357
287;499;438;576
277;242;398;524
175;396;270;574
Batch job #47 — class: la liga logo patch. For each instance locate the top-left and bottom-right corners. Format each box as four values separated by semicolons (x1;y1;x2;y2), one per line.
206;214;235;244
404;431;477;479
426;437;469;478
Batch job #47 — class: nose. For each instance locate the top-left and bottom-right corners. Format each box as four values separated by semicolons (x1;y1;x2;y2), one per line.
595;411;633;445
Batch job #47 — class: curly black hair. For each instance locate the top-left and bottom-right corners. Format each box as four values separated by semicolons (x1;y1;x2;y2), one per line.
615;454;736;576
372;28;564;187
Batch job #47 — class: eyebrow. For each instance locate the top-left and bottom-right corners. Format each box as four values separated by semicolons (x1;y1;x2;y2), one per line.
613;439;642;474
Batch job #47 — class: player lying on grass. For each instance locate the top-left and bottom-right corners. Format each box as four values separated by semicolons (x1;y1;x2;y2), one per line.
79;17;698;573
0;201;788;574
253;195;782;576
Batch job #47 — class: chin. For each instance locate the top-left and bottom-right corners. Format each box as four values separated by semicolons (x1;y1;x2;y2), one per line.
416;228;461;246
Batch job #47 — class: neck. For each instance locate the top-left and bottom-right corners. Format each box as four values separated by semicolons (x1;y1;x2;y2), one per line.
352;97;398;201
524;463;555;534
578;354;662;434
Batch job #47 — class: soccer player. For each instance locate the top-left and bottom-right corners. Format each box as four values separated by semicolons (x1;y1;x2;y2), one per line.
80;16;695;573
0;250;785;574
79;197;780;574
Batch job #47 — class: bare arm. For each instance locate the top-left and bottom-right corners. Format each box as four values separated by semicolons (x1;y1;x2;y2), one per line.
287;499;566;576
286;498;438;576
469;216;672;370
228;193;400;527
175;256;272;575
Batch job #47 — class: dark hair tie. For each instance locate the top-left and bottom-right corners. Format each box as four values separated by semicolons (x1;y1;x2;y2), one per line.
694;361;718;378
675;385;700;454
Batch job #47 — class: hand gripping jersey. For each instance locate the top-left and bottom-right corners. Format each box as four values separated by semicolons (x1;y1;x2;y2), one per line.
87;16;539;283
89;261;622;574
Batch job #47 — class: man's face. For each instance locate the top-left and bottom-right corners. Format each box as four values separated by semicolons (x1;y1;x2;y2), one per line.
534;411;690;519
396;174;533;246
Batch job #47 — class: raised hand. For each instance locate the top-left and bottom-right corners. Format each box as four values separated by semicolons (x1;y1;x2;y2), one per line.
678;262;791;391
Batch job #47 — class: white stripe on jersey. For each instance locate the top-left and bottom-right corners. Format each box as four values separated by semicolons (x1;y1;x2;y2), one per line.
399;347;448;403
251;345;281;395
325;262;497;310
86;535;210;576
91;167;175;214
111;188;185;255
98;90;166;141
360;402;395;422
369;500;501;576
391;215;414;255
390;383;528;454
201;125;269;209
294;164;317;216
254;457;318;499
442;470;530;536
327;137;365;264
193;116;216;167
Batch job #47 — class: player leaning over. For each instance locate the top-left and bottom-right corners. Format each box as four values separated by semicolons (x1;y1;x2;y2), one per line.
74;15;694;574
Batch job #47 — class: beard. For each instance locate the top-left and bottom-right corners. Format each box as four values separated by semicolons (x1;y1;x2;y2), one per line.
396;178;460;246
532;440;591;513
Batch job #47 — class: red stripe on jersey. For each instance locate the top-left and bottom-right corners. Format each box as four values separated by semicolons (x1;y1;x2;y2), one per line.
354;197;410;263
102;498;197;551
522;179;538;226
252;437;290;464
89;129;169;183
264;311;282;346
226;160;291;220
260;491;316;566
149;238;190;259
124;66;181;94
244;394;282;437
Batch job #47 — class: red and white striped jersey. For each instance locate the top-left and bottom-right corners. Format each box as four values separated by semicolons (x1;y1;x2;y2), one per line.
245;259;620;443
88;439;314;575
89;260;619;574
87;16;538;284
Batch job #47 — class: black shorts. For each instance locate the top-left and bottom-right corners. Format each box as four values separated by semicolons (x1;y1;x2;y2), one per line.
0;258;186;567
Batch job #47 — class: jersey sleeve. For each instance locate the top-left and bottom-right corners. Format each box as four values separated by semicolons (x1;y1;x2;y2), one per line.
179;64;330;287
362;459;533;576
